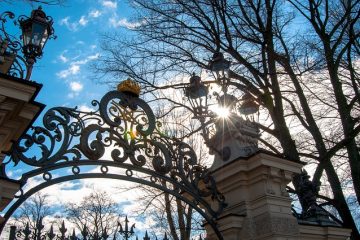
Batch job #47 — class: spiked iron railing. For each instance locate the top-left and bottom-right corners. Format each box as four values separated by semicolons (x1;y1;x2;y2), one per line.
7;217;204;240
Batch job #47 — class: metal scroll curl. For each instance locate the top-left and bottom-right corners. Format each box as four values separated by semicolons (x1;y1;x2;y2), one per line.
2;90;226;239
0;12;28;79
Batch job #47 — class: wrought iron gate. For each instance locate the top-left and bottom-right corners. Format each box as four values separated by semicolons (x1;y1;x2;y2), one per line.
0;82;226;239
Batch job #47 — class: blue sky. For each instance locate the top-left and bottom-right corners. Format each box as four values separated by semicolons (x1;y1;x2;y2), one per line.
5;0;135;110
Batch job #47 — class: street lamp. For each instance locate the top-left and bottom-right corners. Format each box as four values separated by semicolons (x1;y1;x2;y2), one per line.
18;6;55;80
0;7;55;80
184;73;209;120
208;52;230;91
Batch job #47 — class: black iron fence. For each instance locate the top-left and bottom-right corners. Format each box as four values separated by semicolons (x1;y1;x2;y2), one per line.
6;217;205;240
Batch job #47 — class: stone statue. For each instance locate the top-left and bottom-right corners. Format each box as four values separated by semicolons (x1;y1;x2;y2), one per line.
294;170;339;226
296;169;319;215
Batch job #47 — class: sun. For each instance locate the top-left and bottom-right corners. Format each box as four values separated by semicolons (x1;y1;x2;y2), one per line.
211;105;230;118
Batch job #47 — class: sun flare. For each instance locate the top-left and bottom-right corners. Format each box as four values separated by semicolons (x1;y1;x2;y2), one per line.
212;106;230;118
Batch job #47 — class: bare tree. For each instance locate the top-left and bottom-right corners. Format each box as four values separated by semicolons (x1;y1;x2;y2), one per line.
94;0;360;238
117;106;208;240
127;183;204;240
12;192;52;232
64;190;122;239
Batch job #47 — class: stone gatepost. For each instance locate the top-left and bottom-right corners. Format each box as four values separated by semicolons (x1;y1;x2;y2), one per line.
203;116;351;240
205;152;302;239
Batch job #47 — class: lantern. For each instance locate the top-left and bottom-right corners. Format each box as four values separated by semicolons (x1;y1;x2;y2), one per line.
19;7;54;62
208;52;230;82
239;92;259;115
216;93;238;113
185;73;209;118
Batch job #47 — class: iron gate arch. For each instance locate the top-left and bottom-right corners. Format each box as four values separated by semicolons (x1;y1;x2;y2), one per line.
0;88;226;239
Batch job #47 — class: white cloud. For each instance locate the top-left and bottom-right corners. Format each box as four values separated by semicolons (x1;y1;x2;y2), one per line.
79;16;88;26
73;53;100;65
59;16;69;25
60;11;103;32
57;65;80;79
78;104;95;112
59;52;68;63
109;17;142;29
59;16;79;31
70;81;83;92
56;53;100;79
88;53;100;60
59;15;90;31
102;0;117;9
89;10;102;18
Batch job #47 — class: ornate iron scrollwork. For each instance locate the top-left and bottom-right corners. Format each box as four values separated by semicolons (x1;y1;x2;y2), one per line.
1;90;226;239
0;11;27;78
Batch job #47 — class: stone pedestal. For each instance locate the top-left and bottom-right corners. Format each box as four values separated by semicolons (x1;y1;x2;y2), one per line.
205;152;302;240
204;152;351;240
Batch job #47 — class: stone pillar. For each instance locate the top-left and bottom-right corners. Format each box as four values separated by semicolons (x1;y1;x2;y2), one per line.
205;152;302;240
204;116;351;240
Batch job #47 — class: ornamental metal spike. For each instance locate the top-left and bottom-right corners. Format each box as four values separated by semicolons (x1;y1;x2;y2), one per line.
23;222;31;239
143;231;150;240
163;232;169;240
118;221;123;234
81;224;88;239
36;216;44;232
102;227;109;239
130;224;135;234
47;224;55;240
59;220;67;238
125;216;129;232
70;229;77;240
93;231;100;240
9;226;17;240
118;216;136;240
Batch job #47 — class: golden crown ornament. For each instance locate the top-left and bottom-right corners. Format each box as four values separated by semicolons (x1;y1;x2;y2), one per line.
117;78;141;97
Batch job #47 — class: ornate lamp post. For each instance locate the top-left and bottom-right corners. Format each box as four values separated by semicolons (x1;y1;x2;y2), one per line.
184;52;260;161
0;7;55;80
185;52;260;121
184;73;209;120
